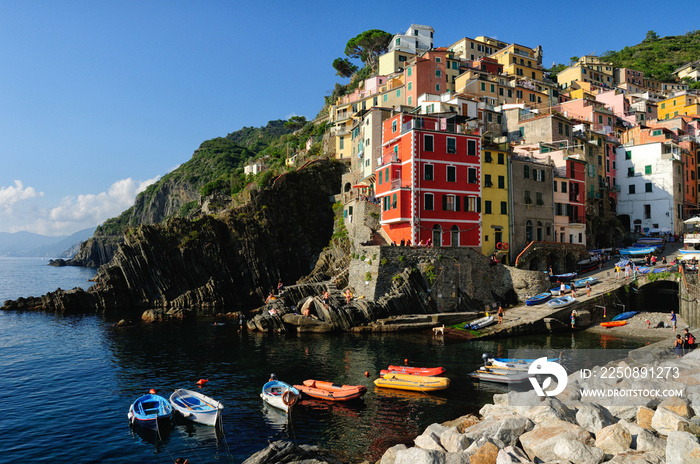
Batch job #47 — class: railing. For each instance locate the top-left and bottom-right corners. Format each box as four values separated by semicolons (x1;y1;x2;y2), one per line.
377;154;400;167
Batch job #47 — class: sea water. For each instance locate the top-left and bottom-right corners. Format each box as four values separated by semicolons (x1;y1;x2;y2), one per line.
0;258;649;463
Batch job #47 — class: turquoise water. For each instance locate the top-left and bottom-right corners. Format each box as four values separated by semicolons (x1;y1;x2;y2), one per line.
0;258;649;463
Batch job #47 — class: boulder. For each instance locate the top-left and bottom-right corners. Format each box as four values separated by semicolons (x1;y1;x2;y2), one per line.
605;451;664;463
463;413;534;448
518;419;594;462
241;440;344;464
575;403;616;434
495;446;532;464
551;438;605;464
380;444;408;464
442;414;481;433
594;423;632;455
634;428;666;456
636;406;655;430
414;423;449;452
651;406;698;435
439;427;472;453
657;396;695;419
665;431;700;463
468;441;499;464
521;398;577;425
394;446;446;464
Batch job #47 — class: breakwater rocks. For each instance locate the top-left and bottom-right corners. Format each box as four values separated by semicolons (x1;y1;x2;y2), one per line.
2;160;345;314
379;344;700;464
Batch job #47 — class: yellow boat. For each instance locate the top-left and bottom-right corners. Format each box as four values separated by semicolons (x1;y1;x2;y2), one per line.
374;373;449;392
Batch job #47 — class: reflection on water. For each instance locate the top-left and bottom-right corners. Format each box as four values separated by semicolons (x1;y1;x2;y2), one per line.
1;311;651;463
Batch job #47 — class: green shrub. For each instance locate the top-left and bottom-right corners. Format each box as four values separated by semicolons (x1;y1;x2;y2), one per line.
380;258;388;265
364;272;372;281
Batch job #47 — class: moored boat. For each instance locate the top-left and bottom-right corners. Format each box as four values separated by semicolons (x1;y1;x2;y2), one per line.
468;368;530;384
573;277;599;288
525;292;552;306
374;373;449;392
169;389;223;426
577;256;602;273
261;378;301;413
618;247;658;256
128;392;173;429
611;311;638;321
547;295;576;309
294;379;367;402
486;356;559;370
380;365;446;377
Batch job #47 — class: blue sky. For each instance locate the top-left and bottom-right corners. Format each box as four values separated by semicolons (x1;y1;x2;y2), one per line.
1;1;698;236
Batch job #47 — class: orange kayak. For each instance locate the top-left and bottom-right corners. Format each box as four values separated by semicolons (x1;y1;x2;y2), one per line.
380;365;446;377
294;379;367;402
601;320;628;328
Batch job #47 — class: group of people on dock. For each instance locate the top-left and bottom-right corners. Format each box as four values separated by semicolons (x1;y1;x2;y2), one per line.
674;327;696;357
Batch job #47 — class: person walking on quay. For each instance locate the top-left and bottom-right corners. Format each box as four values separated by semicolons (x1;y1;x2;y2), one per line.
670;310;677;332
615;263;620;279
560;281;566;294
571;285;577;298
497;305;504;324
586;281;591;297
570;309;578;328
683;328;696;350
625;264;631;279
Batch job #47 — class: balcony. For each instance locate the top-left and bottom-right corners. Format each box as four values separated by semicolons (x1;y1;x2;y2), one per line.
377;154;400;167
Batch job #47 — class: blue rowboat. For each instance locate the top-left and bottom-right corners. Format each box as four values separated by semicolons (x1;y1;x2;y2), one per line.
573;277;599;288
618;247;657;256
612;311;639;321
550;284;570;296
525;292;552;306
128;393;173;429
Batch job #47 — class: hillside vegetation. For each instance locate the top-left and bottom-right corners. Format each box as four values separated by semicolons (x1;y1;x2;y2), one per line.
601;30;700;84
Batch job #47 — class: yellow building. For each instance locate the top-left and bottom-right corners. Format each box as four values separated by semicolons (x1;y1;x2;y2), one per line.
657;91;700;120
480;145;511;262
490;43;544;81
378;49;415;76
557;55;614;91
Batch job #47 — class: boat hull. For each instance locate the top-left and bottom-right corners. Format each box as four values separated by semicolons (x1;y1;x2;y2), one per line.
552;273;577;282
574;277;599;288
611;311;639;321
294;379;367;402
128;394;173;430
526;292;552;306
380;365;446;377
601;320;628;328
170;389;223;426
466;315;495;330
261;380;301;413
374;373;449;392
469;369;530;384
547;296;576;309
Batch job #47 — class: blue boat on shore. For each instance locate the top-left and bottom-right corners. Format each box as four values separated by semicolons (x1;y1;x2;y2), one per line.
612;311;639;321
525;292;552;306
573;277;599;288
618;247;657;256
552;272;577;282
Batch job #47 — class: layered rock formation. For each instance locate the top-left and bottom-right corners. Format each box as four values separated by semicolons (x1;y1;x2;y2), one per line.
2;160;345;314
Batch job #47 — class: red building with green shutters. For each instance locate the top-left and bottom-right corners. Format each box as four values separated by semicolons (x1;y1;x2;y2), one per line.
375;112;482;247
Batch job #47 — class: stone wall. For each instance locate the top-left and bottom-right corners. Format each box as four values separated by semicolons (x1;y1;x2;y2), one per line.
515;241;589;273
679;273;700;328
349;245;549;312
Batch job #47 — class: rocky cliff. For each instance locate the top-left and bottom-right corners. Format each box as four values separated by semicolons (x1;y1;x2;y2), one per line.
2;160;345;314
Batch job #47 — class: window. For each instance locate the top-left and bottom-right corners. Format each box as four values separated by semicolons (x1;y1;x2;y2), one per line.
435;84;440;92
645;182;652;192
443;194;458;211
447;137;456;154
468;140;477;157
467;167;477;184
408;82;412;91
392;193;396;209
524;190;531;203
339;136;344;149
498;175;505;189
536;192;543;205
447;165;456;182
498;152;504;164
644;204;651;219
524;165;530;178
424;193;434;210
645;165;652;175
392;120;397;132
424;164;434;180
484;174;492;188
553;181;558;192
384;93;388;102
435;57;441;63
484;200;492;214
481;82;486;91
625;150;631;160
627;167;634;177
407;67;412;77
484;151;492;163
565;125;569;136
490;84;495;93
501;201;507;215
424;134;434;151
629;184;636;194
561;182;567;193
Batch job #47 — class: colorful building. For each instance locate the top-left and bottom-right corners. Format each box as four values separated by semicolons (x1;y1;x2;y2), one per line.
375;113;481;247
480;143;510;260
657;91;700;121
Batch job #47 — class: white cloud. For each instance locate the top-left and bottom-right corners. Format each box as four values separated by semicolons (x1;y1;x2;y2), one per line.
1;176;160;236
0;180;43;213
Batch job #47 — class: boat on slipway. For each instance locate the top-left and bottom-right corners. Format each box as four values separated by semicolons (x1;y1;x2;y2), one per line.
464;315;495;330
547;295;576;309
551;272;577;282
550;285;571;296
573;277;599;288
525;292;552;306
